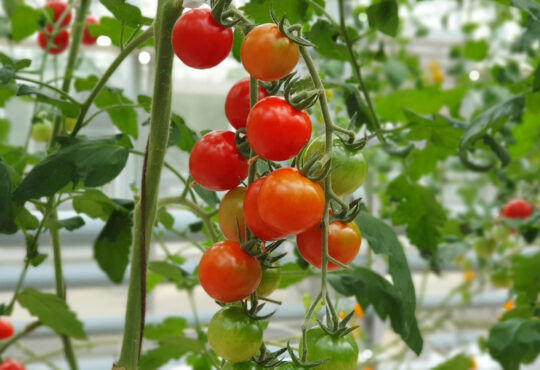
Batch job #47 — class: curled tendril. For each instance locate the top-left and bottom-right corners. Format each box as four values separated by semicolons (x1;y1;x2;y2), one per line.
269;0;312;46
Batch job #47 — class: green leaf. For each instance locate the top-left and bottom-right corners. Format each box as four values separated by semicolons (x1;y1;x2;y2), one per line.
157;207;175;230
308;20;349;61
10;4;41;41
0;84;14;107
240;0;311;24
144;317;187;341
387;175;446;258
511;252;540;302
170;114;197;152
487;318;540;370
0;158;16;234
94;210;132;284
366;0;399;37
0;118;10;143
17;288;86;339
139;336;204;370
88;17;151;49
232;28;244;62
100;0;152;27
74;75;99;92
432;354;473;370
72;189;118;221
463;39;488;61
14;205;39;230
277;262;310;289
46;216;85;231
510;0;540;20
383;59;409;88
509;112;540;158
193;184;219;208
0;65;15;84
13;136;129;202
14;84;80;117
95;87;138;138
328;267;422;354
148;261;185;284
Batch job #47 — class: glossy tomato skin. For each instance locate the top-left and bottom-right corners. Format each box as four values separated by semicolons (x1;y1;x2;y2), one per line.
208;307;263;363
218;187;246;242
241;24;299;81
38;28;70;55
189;130;248;191
304;136;368;196
82;16;98;45
259;168;325;235
0;360;25;370
243;177;287;241
305;327;358;370
171;9;233;69
0;317;14;340
501;199;533;219
225;78;268;130
297;220;361;271
45;1;72;28
198;241;261;302
256;267;281;297
247;97;311;161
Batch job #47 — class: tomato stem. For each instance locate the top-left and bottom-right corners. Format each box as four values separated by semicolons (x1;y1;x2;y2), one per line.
0;321;42;356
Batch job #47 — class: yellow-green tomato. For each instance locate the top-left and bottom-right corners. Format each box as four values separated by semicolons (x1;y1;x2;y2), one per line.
256;267;281;297
208;307;263;363
31;121;53;142
64;117;77;133
472;237;497;258
218;187;246;241
304;327;358;370
304;136;368;196
490;266;512;288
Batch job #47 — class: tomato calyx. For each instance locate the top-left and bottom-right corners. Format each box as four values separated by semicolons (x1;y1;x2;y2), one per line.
252;343;288;368
211;0;248;29
234;129;252;159
268;2;311;47
283;73;319;110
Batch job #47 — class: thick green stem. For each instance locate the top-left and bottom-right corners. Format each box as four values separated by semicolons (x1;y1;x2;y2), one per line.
115;1;182;368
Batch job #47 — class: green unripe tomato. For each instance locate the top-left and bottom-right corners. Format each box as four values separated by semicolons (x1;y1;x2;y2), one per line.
31;121;52;142
64;117;77;133
490;224;510;241
208;307;263;363
256;267;281;297
303;327;358;370
490;266;512;288
304;136;368;196
472;237;497;258
222;361;263;369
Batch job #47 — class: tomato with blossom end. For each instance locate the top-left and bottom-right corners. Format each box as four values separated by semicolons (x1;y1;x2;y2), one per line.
243;177;287;241
0;317;14;340
0;360;25;370
38;27;69;55
501;198;533;219
82;16;98;45
45;1;71;28
297;220;361;271
247;96;311;161
225;78;267;130
189;130;248;191
171;9;233;69
259;168;325;235
218;187;246;242
198;240;261;302
241;24;299;81
304;327;359;370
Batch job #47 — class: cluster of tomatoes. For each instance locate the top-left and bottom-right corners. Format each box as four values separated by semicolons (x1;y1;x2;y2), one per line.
0;318;24;370
171;6;365;367
37;1;98;55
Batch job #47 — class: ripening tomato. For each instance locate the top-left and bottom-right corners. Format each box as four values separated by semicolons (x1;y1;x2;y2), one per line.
259;168;325;235
0;360;25;370
189;130;248;191
256;267;281;297
243;177;287;241
296;220;361;271
501;199;533;219
241;23;299;81
198;240;261;302
171;9;233;69
247;97;311;161
0;317;14;340
208;307;263;363
82;16;98;45
37;27;70;55
45;1;72;28
304;327;359;370
218;187;246;241
225;78;268;130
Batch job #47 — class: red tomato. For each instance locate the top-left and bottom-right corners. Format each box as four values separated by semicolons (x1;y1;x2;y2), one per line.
0;317;14;340
45;1;72;28
37;27;70;55
259;168;325;235
501;199;533;219
82;16;98;45
241;23;299;81
218;187;246;241
297;220;361;271
0;360;25;370
189;130;248;191
171;9;233;69
243;178;287;241
247;96;311;161
225;78;268;130
198;240;262;302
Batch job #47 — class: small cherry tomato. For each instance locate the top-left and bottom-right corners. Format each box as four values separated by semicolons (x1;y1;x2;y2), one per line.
501;199;533;219
256;267;281;297
490;266;512;288
241;23;299;81
64;117;77;133
472;237;496;258
198;240;262;302
37;27;70;55
243;177;287;241
296;220;361;271
82;16;98;45
304;327;359;370
189;130;248;191
171;8;233;69
45;1;72;28
218;187;246;242
225;78;268;130
0;360;25;370
208;307;263;363
259;168;324;235
0;317;14;340
31;121;53;142
247;96;311;161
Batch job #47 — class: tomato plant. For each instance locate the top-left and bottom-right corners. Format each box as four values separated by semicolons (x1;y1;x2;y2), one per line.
304;327;359;370
37;28;70;55
0;318;14;340
218;186;246;242
225;78;268;130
